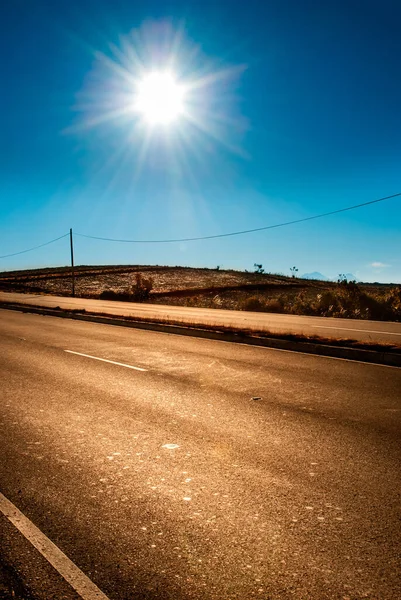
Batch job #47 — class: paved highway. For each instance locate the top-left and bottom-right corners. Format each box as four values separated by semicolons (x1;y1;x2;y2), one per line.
0;309;400;599
1;291;401;344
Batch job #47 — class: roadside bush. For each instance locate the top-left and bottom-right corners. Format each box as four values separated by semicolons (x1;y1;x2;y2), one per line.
185;296;200;307
99;289;131;301
99;273;154;303
333;280;395;320
95;274;401;321
289;292;317;316
356;292;390;320
312;291;340;316
211;294;223;307
383;286;401;320
241;296;266;312
282;282;401;321
131;273;153;301
264;298;285;313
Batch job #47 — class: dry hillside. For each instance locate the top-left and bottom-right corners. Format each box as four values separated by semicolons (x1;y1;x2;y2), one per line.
0;265;399;321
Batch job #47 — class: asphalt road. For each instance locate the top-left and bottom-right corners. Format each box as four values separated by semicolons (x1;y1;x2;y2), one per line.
0;309;400;600
1;291;401;344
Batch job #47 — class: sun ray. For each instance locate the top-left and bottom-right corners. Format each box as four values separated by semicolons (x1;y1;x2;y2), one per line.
73;20;247;182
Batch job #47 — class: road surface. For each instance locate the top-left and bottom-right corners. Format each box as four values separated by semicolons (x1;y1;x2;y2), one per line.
0;309;400;599
1;291;401;344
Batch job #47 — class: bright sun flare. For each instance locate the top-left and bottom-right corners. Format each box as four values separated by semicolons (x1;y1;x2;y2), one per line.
78;21;246;177
135;71;185;125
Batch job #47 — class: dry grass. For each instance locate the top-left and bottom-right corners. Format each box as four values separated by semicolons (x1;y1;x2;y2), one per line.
0;265;306;299
0;265;400;322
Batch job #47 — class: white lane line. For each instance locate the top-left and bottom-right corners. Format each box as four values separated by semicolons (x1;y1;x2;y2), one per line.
0;492;110;600
311;325;401;336
64;350;147;371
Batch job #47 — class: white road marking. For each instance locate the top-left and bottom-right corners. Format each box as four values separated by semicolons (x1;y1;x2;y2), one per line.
64;350;147;371
0;491;110;600
311;325;401;336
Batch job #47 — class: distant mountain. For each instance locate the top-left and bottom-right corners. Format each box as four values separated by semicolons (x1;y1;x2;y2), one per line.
301;272;359;282
301;272;330;281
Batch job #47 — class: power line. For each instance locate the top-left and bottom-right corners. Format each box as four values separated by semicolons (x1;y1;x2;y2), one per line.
0;233;69;259
1;191;399;259
75;191;401;244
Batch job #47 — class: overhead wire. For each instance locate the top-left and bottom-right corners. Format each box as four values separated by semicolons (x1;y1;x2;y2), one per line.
0;233;70;259
1;192;399;259
75;191;401;244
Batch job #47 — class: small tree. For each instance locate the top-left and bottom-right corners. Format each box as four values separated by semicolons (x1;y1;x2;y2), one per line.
254;263;264;274
131;273;153;301
290;266;298;278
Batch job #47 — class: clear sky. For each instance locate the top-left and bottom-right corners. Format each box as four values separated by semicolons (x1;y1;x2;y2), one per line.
1;0;400;282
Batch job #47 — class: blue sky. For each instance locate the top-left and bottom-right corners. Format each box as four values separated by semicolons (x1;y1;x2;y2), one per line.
1;0;400;282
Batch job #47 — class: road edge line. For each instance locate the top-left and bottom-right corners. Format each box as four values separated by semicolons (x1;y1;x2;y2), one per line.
0;301;400;368
0;492;110;600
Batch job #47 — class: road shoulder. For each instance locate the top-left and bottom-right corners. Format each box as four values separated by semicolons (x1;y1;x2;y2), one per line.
0;301;400;368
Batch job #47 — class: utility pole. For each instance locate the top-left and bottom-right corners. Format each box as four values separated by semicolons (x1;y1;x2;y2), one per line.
70;228;75;297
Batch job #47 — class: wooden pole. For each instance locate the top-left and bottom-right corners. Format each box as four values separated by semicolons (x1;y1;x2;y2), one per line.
70;228;75;297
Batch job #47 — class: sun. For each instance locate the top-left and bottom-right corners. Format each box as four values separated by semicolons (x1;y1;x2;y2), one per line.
75;20;247;177
134;71;185;125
